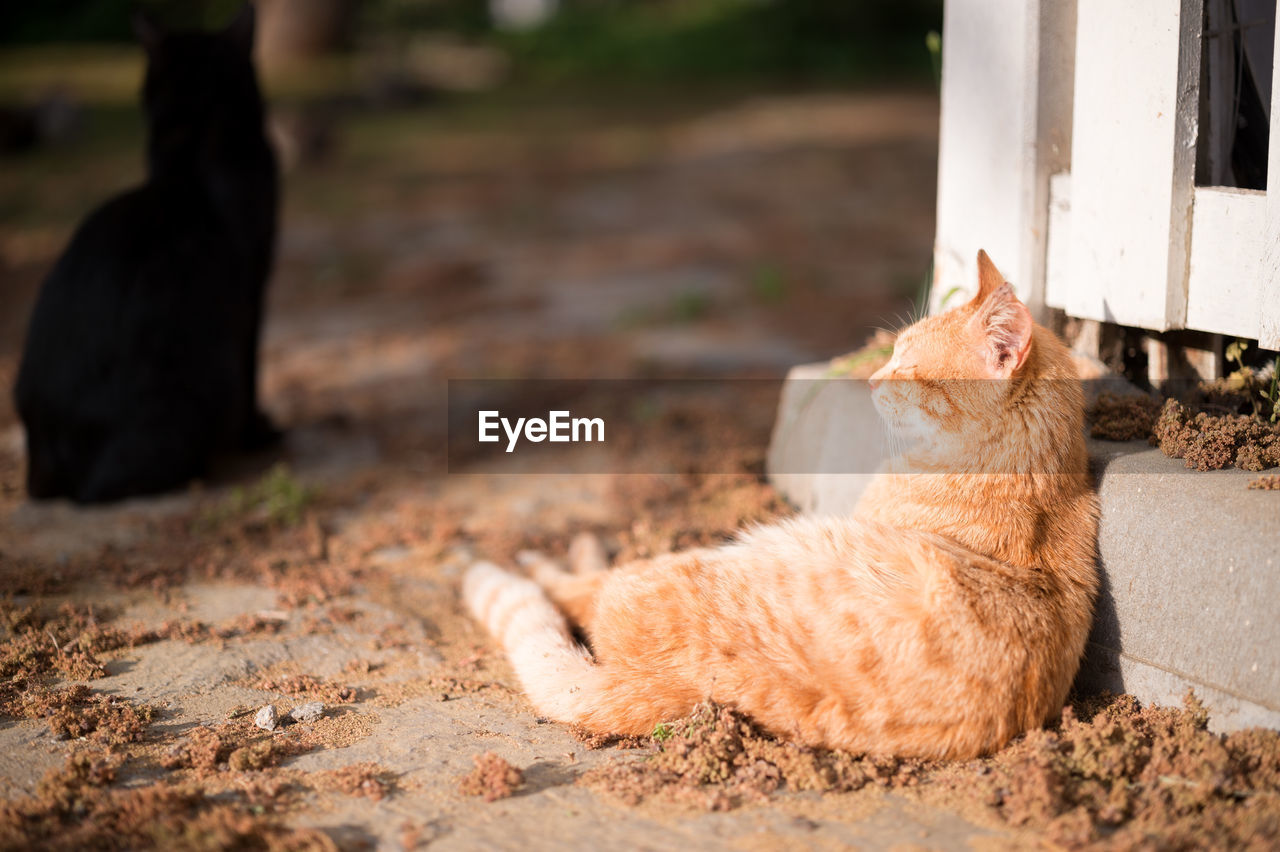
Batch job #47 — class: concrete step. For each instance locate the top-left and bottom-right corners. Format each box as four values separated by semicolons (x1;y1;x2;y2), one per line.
767;363;1280;732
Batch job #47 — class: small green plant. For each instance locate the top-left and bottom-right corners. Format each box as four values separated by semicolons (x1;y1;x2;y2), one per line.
651;722;674;742
938;284;965;310
252;464;314;526
630;396;662;424
925;30;942;90
1226;339;1250;373
671;290;710;323
613;305;654;330
1223;340;1279;422
199;464;314;530
1264;356;1279;423
749;264;788;304
825;343;894;378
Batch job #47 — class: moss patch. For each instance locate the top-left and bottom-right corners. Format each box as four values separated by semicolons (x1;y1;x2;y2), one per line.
1152;398;1280;471
457;752;524;802
1248;474;1280;491
579;695;1280;846
826;329;895;379
7;683;156;745
1086;391;1161;441
161;718;311;776
926;693;1280;848
0;752;335;851
310;762;394;801
250;667;359;705
581;703;928;811
1087;387;1280;474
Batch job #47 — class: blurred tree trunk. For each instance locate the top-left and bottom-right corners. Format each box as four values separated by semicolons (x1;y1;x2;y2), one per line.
255;0;354;70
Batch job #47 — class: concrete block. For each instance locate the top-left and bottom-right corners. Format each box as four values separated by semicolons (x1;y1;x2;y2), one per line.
766;363;882;513
767;363;1280;732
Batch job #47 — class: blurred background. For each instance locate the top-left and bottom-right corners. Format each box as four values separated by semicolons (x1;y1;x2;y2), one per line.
0;0;942;491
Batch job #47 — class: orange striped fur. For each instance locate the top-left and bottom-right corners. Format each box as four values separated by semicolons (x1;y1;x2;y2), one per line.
464;250;1099;759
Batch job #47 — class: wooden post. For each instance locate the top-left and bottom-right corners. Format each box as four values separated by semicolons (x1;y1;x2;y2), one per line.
1062;0;1203;331
931;0;1077;317
1261;10;1280;351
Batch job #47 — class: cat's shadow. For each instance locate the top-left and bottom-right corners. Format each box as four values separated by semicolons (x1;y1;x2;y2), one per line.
514;760;581;797
1072;452;1125;695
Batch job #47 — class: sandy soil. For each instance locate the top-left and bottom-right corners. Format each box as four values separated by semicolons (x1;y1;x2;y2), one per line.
3;89;1274;850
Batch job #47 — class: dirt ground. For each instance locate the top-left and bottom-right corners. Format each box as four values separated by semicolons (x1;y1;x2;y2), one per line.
2;88;1276;849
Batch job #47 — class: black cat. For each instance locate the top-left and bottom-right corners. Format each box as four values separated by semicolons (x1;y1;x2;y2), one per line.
14;5;279;503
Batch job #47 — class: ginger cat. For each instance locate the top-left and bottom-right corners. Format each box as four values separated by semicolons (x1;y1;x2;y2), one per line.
464;251;1099;760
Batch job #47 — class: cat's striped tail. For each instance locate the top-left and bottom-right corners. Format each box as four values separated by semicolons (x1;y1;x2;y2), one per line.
463;561;598;722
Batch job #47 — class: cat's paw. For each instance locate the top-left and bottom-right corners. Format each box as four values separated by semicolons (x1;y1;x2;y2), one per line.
568;532;608;574
517;550;571;588
515;549;556;570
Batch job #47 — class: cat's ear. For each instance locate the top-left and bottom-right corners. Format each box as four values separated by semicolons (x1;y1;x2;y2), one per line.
223;3;256;55
132;10;164;53
974;249;1005;302
971;281;1034;378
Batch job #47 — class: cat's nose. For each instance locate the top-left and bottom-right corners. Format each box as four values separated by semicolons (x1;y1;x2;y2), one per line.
868;364;889;391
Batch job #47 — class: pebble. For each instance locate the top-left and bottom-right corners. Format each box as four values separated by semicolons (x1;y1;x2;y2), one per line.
254;704;278;731
290;701;325;723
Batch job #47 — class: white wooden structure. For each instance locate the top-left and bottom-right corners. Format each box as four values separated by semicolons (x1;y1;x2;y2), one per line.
933;0;1280;351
